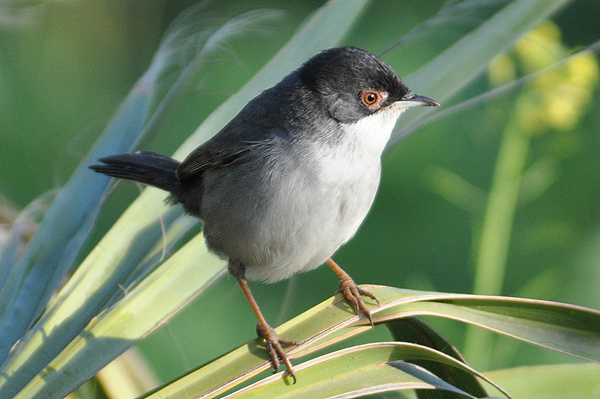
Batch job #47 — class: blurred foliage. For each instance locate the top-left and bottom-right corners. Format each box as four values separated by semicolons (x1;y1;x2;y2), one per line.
0;0;599;394
504;21;599;131
459;20;600;368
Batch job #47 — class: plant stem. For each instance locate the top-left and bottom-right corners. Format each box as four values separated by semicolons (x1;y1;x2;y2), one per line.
464;115;531;369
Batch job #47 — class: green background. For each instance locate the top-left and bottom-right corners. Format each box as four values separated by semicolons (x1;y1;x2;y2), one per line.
1;0;599;383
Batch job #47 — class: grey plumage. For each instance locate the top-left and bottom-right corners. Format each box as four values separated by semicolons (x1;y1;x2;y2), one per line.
90;46;439;380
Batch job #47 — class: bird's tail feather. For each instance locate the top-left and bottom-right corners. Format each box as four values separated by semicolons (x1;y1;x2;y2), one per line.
90;151;180;193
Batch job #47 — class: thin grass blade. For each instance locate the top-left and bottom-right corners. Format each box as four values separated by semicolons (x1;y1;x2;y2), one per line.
388;0;571;146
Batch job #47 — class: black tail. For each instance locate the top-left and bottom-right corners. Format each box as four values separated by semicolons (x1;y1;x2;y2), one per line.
89;151;180;193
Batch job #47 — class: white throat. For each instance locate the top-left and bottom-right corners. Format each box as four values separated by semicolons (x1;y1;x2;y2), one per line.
344;105;407;157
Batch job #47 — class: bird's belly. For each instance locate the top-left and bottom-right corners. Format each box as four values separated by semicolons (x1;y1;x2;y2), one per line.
200;151;381;283
245;177;378;282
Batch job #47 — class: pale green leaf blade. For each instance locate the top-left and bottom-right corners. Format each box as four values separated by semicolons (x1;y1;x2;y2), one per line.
13;234;225;399
0;194;184;399
138;286;599;399
376;290;600;363
0;81;155;366
154;343;491;399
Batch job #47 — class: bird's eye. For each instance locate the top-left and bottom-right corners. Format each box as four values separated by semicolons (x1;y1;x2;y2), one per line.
360;90;381;108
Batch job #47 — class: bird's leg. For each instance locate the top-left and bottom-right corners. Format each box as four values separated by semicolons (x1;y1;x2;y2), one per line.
327;258;379;326
228;261;300;383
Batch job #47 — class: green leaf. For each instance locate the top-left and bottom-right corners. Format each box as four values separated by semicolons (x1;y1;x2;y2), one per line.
390;0;571;145
13;234;224;399
369;287;600;363
387;318;488;399
0;81;154;366
135;286;599;399
223;343;484;399
144;342;501;399
2;1;371;398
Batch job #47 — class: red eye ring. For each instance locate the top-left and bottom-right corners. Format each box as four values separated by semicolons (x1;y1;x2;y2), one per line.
360;90;381;107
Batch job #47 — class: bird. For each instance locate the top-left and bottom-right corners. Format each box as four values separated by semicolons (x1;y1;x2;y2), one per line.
90;46;439;382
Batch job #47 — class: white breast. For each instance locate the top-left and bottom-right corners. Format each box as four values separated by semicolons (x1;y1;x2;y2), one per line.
243;107;404;282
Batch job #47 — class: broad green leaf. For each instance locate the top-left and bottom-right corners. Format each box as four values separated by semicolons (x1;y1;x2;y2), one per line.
386;294;600;363
0;80;154;366
3;1;371;398
0;8;284;398
285;286;600;364
13;234;224;399
366;286;600;363
0;0;265;379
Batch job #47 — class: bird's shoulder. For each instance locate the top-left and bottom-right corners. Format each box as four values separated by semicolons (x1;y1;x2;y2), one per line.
176;74;318;181
176;121;289;181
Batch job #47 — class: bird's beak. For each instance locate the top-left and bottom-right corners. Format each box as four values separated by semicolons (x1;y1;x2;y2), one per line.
397;92;440;108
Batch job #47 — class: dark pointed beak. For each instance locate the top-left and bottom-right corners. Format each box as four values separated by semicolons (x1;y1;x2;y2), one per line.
399;92;440;108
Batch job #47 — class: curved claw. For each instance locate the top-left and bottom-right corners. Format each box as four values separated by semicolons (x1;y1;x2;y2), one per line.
328;258;379;326
336;279;378;326
257;323;301;383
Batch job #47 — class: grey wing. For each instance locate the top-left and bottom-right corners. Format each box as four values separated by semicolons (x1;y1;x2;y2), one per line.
176;143;250;181
176;124;279;181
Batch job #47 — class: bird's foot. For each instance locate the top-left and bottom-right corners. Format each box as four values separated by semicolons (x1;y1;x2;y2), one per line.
335;275;379;326
327;258;379;326
256;322;301;383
